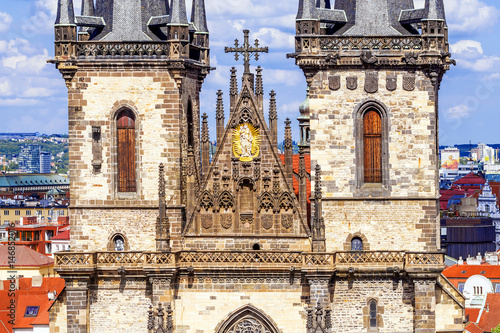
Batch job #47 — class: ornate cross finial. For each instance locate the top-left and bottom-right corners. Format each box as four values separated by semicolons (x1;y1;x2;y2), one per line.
225;29;269;74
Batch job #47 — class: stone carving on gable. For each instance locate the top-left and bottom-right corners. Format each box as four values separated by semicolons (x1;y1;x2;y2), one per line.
201;214;213;229
364;72;378;93
220;215;233;229
306;303;332;333
259;192;275;212
233;123;261;162
403;74;416;91
199;191;214;211
279;192;295;212
148;303;173;333
218;190;235;212
328;75;340;91
346;76;357;90
281;215;293;229
386;74;397;91
261;215;273;230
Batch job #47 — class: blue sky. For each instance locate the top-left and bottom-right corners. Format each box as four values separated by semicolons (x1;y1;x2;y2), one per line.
0;0;499;146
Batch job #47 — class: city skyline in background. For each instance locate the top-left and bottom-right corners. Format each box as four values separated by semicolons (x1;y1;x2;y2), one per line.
0;0;499;145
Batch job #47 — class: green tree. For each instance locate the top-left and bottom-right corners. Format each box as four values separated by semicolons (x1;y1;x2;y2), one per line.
492;323;500;333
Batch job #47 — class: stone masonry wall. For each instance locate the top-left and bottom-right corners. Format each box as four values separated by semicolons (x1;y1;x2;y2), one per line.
67;64;197;251
89;277;150;333
331;277;415;332
309;69;439;252
323;200;438;252
173;276;306;333
49;289;67;333
309;69;438;199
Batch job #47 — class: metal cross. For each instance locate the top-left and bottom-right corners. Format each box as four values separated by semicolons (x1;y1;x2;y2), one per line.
225;29;269;74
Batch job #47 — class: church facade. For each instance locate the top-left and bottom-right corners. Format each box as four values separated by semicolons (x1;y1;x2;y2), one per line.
50;0;464;332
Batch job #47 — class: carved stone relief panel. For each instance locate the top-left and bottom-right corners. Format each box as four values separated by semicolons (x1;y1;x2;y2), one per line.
261;215;273;230
220;214;233;229
201;214;213;229
281;215;293;229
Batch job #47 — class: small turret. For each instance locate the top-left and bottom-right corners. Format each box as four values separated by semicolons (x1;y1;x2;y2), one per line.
79;0;96;41
421;0;448;53
55;0;77;59
255;66;264;117
168;0;189;59
229;67;238;115
190;0;209;64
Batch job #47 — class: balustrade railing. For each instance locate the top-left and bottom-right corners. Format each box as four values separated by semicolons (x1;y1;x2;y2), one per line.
54;250;443;270
317;36;423;51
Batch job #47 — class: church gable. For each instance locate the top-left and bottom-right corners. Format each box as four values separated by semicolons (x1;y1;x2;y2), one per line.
183;66;309;241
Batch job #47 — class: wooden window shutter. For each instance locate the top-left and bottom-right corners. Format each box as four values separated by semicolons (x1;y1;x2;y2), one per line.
363;110;382;183
117;110;136;192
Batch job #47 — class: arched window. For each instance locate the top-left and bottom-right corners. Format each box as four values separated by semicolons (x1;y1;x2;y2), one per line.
114;235;125;251
116;109;136;192
363;110;382;183
351;237;363;251
369;300;377;328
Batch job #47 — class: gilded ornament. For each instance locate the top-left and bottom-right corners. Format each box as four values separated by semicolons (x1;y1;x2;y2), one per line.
232;123;261;162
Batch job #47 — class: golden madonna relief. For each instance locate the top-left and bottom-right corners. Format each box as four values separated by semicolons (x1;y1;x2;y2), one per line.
232;123;260;162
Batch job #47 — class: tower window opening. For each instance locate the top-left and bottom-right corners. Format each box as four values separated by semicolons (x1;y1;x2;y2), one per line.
363;110;382;183
114;235;125;252
116;109;136;192
351;237;363;251
369;300;377;328
252;243;260;250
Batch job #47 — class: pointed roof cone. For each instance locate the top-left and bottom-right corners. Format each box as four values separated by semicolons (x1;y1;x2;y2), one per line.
299;88;310;117
297;0;318;20
424;0;446;21
191;0;208;33
169;0;188;25
81;0;95;16
316;0;331;9
55;0;76;25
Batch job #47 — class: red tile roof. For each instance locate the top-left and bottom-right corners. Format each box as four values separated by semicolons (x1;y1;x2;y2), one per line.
453;172;486;187
0;277;64;332
50;230;70;240
442;264;500;280
0;245;53;268
465;322;484;333
477;293;500;332
466;308;481;323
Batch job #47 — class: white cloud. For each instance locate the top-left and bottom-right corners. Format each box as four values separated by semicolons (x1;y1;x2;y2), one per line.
263;69;303;87
252;28;295;50
444;0;499;33
0;98;40;107
450;40;483;58
0;12;13;33
0;80;12;96
447;104;472;119
450;40;500;72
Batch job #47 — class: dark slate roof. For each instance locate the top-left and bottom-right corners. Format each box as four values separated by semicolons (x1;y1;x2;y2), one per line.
329;0;421;36
55;0;76;25
92;0;169;41
191;0;208;33
169;0;188;25
424;0;446;20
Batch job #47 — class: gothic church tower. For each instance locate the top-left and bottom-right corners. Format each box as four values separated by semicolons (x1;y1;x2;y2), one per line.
290;0;461;331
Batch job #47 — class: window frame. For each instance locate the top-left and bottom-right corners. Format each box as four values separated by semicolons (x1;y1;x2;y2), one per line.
369;299;377;328
24;306;39;317
354;100;390;192
116;108;137;193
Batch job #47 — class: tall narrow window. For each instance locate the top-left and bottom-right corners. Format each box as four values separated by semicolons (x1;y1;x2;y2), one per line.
369;300;377;328
363;110;382;183
351;237;363;251
117;109;136;192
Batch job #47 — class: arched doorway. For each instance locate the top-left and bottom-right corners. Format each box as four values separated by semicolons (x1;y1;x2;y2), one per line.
215;305;280;333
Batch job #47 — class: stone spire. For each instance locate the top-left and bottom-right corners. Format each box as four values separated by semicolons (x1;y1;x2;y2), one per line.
156;163;170;251
269;90;278;147
191;0;208;33
424;0;446;21
297;0;318;20
216;90;225;145
201;113;210;177
298;149;308;224
284;118;293;186
55;0;76;26
255;66;264;116
169;0;188;25
229;67;238;115
298;88;310;154
78;0;96;40
312;164;325;252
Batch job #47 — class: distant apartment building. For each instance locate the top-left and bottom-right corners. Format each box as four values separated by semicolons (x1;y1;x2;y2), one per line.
441;147;460;170
40;151;52;173
18;145;40;173
472;143;496;165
